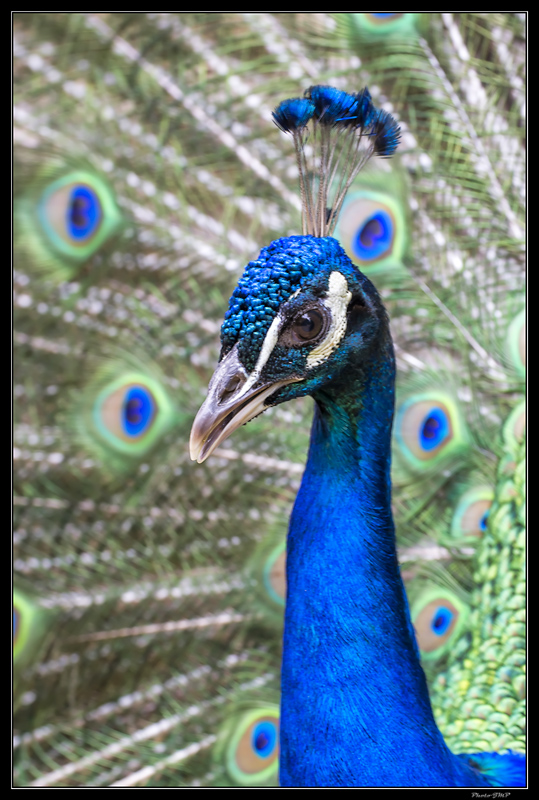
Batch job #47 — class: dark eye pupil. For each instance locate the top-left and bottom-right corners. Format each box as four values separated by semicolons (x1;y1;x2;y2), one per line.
125;397;143;424
292;310;323;341
71;195;90;228
359;217;384;247
422;416;440;440
255;730;270;751
298;315;315;333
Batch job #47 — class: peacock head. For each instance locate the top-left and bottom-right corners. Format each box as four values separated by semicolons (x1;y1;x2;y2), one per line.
190;85;400;462
190;234;391;463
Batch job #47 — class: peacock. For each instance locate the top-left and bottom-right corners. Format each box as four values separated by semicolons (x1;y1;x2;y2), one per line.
189;84;525;787
13;13;525;788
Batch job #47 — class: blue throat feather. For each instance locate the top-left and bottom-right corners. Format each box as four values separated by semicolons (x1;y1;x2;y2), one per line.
189;85;525;787
280;306;488;788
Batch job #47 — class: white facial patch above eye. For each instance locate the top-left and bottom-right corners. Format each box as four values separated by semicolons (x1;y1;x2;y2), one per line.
307;271;352;368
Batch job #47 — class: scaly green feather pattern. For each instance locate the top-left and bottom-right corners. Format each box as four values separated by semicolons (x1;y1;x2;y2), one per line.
431;420;525;754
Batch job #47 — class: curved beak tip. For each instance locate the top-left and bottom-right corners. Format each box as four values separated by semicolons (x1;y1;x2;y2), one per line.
188;347;302;465
188;419;207;463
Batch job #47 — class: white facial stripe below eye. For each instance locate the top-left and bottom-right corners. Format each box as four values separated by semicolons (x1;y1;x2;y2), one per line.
307;271;351;368
237;312;283;398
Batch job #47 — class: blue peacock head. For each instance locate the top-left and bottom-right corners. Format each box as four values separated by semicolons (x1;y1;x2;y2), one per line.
190;86;400;463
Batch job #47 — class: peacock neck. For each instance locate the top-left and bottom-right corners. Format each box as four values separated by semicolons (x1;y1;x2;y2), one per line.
279;354;482;787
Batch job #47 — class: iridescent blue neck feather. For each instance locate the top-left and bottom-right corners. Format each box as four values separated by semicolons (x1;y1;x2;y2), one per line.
279;338;491;787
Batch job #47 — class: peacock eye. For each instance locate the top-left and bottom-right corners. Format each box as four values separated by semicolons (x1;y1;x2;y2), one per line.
411;591;468;661
290;309;324;342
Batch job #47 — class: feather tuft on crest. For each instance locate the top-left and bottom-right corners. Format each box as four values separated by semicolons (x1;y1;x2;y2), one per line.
272;85;400;238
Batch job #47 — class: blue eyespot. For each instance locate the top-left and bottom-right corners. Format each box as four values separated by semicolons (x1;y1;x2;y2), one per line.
122;386;156;438
66;185;102;240
252;721;277;759
412;593;464;659
395;395;461;469
371;13;398;18
13;609;19;641
336;191;404;272
352;210;393;262
419;407;450;451
450;486;493;542
431;606;453;637
27;171;123;272
220;708;280;785
91;373;176;461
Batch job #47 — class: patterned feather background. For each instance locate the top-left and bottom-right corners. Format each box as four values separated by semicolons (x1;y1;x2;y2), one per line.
13;13;525;787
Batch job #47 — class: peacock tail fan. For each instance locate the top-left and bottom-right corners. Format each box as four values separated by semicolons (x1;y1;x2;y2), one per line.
14;12;525;787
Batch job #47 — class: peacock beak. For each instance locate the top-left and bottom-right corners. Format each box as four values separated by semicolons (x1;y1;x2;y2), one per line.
189;345;299;463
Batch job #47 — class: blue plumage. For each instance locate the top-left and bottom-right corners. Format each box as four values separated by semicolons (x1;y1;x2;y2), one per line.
191;85;526;788
271;98;315;133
